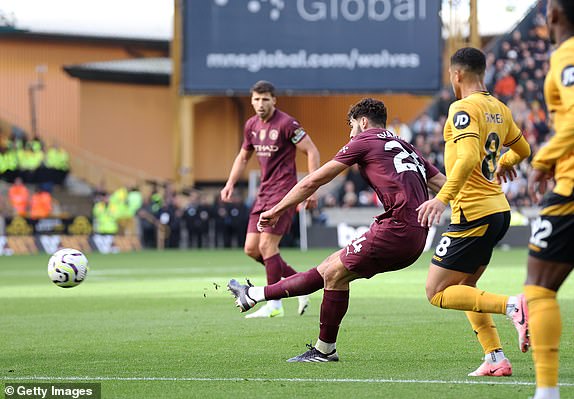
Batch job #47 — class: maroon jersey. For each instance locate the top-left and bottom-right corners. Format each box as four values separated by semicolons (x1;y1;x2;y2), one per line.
334;128;439;226
242;109;307;210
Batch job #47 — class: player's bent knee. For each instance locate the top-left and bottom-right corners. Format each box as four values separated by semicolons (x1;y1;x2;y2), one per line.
244;246;260;260
426;287;442;306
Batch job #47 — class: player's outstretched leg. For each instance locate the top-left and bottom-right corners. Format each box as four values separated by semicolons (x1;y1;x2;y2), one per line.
286;343;339;363
507;293;530;353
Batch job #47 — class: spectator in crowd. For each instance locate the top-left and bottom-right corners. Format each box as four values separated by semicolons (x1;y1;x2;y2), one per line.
44;142;70;185
8;177;29;216
411;112;437;139
484;52;497;91
29;185;53;219
158;192;183;249
127;185;143;218
92;192;119;235
494;69;517;102
507;91;530;123
434;88;454;120
138;192;160;248
214;193;248;248
387;117;413;143
183;191;212;248
524;79;545;105
0;145;17;183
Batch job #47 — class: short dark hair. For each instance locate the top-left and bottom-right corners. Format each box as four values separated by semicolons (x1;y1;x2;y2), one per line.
556;0;574;26
347;98;387;128
450;47;486;75
250;80;276;96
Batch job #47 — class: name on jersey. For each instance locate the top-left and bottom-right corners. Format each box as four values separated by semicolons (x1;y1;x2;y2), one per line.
484;113;503;124
562;65;574;87
376;130;400;140
254;144;279;157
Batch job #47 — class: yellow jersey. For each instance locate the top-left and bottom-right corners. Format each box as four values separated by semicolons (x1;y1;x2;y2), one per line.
437;92;527;223
533;36;574;197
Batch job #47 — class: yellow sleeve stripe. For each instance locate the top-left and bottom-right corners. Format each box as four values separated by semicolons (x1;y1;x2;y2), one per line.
443;224;489;238
540;201;574;216
504;132;523;147
454;132;480;143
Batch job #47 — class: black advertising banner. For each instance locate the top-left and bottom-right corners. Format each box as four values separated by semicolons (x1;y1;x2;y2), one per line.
182;0;442;94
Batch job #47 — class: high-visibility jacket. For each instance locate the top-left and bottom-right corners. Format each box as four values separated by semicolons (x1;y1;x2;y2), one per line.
93;201;119;234
29;191;52;219
8;184;29;216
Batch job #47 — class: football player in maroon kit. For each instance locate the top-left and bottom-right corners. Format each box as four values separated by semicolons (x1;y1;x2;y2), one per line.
221;81;320;318
229;98;446;361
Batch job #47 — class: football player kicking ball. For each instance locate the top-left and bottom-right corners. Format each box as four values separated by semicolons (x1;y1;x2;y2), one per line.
229;98;446;362
417;47;532;377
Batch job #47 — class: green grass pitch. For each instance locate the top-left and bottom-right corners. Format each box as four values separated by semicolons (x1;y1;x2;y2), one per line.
1;248;572;398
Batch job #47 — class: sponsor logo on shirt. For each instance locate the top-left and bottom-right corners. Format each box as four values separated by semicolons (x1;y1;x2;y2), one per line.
269;129;279;140
339;145;349;154
253;144;279;157
453;111;471;129
561;65;574;87
251;131;257;137
291;128;306;144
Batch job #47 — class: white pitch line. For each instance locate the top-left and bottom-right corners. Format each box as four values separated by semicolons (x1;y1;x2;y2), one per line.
2;376;574;387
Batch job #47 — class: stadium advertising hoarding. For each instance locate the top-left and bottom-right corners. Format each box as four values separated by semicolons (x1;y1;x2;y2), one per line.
182;0;442;93
0;216;141;255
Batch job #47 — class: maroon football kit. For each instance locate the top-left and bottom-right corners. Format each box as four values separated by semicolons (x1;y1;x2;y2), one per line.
333;128;439;278
242;109;307;235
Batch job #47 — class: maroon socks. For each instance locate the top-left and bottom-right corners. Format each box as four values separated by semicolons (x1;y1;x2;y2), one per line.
319;290;350;343
264;267;324;299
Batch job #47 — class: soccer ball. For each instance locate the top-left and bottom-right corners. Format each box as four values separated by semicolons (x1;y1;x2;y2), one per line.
48;248;89;288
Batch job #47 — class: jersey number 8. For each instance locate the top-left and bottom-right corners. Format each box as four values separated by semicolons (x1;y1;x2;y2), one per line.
481;132;500;182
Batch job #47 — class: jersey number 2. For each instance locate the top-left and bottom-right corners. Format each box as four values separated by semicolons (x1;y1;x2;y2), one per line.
385;140;427;181
530;217;552;249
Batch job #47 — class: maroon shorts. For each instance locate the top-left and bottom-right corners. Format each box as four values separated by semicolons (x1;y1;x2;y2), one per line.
339;218;428;278
247;206;297;236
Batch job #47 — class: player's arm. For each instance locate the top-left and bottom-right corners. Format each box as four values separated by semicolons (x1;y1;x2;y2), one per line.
259;160;347;228
495;134;531;183
221;148;253;202
531;118;574;172
427;172;447;194
529;116;574;201
295;135;321;209
417;136;480;227
436;136;480;204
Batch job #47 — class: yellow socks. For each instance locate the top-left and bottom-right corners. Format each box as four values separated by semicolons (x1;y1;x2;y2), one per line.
430;285;507;314
525;285;560;388
465;311;502;354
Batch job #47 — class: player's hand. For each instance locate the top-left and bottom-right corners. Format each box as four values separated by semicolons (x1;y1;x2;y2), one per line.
495;164;517;184
258;209;280;232
417;198;446;228
528;168;553;204
220;185;233;202
304;194;318;210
